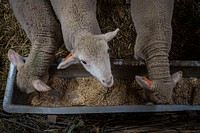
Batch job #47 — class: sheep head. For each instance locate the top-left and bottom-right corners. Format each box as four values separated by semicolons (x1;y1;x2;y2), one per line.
58;28;119;87
135;71;182;104
8;49;51;93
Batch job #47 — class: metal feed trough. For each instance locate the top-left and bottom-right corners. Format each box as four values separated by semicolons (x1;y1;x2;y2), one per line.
3;59;200;114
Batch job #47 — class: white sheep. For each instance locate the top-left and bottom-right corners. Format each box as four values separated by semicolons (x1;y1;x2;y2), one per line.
131;0;182;104
8;0;118;93
50;0;119;87
8;0;63;93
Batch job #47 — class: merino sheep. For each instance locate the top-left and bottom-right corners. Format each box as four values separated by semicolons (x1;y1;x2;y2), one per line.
50;0;119;87
131;0;182;104
8;0;63;93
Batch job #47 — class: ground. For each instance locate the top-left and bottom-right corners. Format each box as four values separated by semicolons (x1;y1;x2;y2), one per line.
0;0;200;132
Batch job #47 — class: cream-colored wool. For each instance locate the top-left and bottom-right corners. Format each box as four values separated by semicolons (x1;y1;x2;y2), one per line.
8;0;63;93
50;0;119;87
131;0;182;104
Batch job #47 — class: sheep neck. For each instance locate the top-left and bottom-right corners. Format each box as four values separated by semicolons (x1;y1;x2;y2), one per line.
145;49;171;82
72;30;92;48
24;37;60;77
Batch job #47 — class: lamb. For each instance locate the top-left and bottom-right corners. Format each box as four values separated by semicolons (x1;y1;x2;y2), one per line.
131;0;182;104
50;0;119;87
8;0;63;93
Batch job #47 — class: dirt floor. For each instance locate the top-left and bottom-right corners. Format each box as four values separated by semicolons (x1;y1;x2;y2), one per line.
1;0;200;132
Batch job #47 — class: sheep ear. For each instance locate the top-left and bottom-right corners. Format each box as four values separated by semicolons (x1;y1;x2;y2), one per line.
32;80;51;92
8;49;24;70
135;76;154;92
172;71;182;85
57;55;78;69
99;28;119;42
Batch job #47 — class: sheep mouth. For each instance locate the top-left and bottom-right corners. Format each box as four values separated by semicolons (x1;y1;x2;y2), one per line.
101;79;113;88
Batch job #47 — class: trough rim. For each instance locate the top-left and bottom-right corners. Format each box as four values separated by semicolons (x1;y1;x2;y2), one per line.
3;59;200;114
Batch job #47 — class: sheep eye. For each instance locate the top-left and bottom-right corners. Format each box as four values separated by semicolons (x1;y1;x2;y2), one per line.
81;60;87;65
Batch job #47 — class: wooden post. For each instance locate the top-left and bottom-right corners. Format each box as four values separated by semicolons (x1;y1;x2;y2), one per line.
47;115;57;123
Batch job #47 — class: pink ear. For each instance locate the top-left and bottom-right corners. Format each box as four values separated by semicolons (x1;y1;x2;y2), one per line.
135;75;154;92
32;79;51;92
101;28;119;42
172;71;182;85
142;77;153;86
8;49;24;69
57;56;78;69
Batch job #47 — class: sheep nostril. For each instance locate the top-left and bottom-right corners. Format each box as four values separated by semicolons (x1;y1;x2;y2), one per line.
102;76;113;85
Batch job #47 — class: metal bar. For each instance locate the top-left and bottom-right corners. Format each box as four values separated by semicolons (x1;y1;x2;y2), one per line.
3;104;200;114
50;59;200;79
3;63;16;111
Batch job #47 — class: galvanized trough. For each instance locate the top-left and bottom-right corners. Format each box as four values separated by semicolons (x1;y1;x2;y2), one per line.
3;59;200;114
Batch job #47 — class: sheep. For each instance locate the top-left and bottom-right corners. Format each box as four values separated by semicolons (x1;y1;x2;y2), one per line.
50;0;119;87
7;0;63;93
131;0;182;104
